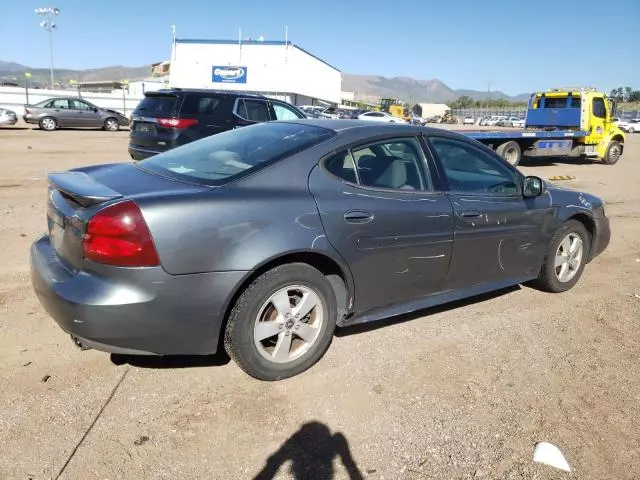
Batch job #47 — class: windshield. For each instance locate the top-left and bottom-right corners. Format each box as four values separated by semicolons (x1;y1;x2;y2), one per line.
137;122;335;185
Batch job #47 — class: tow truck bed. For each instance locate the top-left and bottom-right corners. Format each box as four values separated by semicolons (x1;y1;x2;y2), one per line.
463;129;589;140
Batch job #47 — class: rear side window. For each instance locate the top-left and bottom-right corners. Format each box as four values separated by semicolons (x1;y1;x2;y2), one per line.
180;94;222;115
325;138;430;191
138;122;335;185
135;94;179;114
47;99;70;109
236;99;270;122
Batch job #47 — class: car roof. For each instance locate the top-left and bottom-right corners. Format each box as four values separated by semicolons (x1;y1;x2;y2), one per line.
145;88;266;99
281;118;462;137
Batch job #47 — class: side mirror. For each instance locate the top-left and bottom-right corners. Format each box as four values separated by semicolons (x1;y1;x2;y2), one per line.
93;108;98;113
523;176;544;197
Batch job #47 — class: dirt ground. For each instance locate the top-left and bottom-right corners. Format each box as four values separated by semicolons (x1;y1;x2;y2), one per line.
0;124;638;480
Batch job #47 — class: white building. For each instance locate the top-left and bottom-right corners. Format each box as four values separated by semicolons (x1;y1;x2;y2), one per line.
169;38;341;105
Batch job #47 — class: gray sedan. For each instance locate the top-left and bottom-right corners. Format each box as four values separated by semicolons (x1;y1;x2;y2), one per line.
23;97;129;131
30;120;610;380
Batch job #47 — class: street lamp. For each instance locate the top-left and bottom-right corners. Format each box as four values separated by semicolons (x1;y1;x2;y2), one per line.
35;7;60;89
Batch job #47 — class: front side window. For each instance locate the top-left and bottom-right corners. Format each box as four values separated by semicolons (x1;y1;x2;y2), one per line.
592;98;606;119
138;122;334;185
236;99;270;122
325;138;431;191
70;99;93;110
272;102;304;120
429;136;519;195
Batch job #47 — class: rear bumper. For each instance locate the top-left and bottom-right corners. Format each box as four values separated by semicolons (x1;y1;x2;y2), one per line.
128;144;164;160
590;216;611;261
30;235;247;355
23;115;39;125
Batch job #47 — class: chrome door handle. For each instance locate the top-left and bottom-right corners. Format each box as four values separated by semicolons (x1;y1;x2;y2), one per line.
344;210;373;224
460;211;482;218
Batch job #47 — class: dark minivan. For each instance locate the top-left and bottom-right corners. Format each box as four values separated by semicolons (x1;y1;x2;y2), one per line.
128;88;307;160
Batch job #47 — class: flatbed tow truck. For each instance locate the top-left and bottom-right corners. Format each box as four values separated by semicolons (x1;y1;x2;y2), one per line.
461;88;626;166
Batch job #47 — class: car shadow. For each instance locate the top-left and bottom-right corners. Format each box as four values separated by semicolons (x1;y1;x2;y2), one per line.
253;421;364;480
110;350;230;369
336;285;520;337
519;156;598;167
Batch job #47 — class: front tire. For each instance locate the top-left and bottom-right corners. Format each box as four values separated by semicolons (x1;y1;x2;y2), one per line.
104;117;120;131
224;263;337;381
628;127;635;133
602;140;622;165
532;220;591;293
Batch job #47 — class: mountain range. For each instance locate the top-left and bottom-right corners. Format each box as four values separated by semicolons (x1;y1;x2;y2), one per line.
0;60;529;104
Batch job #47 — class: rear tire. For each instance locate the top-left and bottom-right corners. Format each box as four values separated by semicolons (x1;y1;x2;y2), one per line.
39;117;57;131
224;263;337;381
532;220;591;293
496;140;522;167
602;140;622;165
628;127;634;133
104;117;119;131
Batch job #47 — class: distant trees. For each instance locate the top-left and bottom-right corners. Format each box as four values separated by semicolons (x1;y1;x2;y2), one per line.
610;87;640;103
449;96;527;109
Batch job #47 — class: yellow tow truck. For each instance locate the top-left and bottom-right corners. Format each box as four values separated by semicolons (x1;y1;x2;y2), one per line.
464;87;626;166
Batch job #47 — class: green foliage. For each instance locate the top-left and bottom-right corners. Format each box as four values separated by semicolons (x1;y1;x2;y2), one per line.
449;95;527;109
610;86;640;103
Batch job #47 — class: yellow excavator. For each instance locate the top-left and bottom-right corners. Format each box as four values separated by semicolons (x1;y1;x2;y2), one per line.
380;98;411;122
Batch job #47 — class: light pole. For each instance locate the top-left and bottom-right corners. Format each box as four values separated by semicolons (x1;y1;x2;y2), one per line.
35;7;59;89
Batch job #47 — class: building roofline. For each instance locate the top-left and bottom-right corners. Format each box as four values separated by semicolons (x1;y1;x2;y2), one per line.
175;38;341;73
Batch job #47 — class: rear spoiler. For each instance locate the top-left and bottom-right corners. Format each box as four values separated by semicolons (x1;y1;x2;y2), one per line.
48;171;122;207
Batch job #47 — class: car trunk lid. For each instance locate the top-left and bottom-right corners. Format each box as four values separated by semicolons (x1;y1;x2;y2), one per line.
46;163;208;271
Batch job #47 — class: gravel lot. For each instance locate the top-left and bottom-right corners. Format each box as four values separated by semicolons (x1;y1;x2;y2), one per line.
1;125;639;480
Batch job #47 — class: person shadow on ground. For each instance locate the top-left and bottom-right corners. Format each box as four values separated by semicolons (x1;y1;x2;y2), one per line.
253;421;364;480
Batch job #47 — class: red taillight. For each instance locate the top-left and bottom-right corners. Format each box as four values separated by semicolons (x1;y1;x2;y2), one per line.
157;117;198;129
83;200;160;267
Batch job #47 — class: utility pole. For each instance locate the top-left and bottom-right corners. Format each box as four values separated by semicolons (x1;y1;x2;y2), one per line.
35;7;60;90
485;80;492;110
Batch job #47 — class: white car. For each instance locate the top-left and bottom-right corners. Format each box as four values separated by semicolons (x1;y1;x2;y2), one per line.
497;117;522;127
617;119;640;133
463;116;475;125
512;118;526;128
484;116;507;126
358;111;407;123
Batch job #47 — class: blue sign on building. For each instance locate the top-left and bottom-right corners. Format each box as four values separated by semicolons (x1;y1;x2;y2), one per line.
212;66;247;84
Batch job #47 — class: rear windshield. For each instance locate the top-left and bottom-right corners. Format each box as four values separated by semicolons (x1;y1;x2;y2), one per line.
135;94;179;114
137;122;335;185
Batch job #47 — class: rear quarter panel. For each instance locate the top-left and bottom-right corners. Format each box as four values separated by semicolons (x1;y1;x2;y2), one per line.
137;145;349;276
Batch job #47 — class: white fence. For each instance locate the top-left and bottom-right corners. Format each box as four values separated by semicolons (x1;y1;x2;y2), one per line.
0;86;146;116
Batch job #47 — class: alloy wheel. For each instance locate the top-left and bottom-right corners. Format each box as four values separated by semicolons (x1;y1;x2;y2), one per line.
554;233;584;282
253;285;324;363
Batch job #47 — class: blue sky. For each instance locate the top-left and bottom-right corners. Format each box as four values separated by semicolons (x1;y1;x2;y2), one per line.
1;0;638;95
